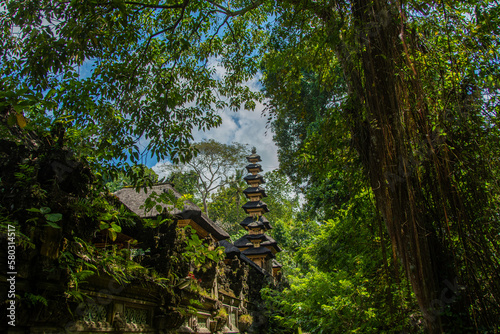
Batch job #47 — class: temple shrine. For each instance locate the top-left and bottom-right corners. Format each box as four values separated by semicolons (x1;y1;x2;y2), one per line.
234;148;282;276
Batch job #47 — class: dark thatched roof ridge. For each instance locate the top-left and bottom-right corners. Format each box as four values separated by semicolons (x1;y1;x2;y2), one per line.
246;152;262;162
243;186;267;198
233;234;282;253
245;163;263;172
242;246;275;258
219;240;240;258
115;183;229;241
243;174;265;184
242;200;269;213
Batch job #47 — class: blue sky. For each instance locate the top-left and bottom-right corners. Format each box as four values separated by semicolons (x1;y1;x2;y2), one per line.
150;64;280;176
77;58;279;173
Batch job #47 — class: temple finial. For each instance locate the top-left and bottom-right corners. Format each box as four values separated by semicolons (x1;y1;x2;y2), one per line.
251;147;257;154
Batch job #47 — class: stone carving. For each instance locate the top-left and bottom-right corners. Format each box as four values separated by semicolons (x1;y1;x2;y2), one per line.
125;307;149;325
113;311;126;331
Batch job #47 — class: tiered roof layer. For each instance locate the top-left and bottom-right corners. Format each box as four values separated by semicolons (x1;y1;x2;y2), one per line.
234;149;282;273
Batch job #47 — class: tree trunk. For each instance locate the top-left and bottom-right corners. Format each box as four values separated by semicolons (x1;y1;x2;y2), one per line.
203;195;209;217
282;0;499;330
336;1;452;332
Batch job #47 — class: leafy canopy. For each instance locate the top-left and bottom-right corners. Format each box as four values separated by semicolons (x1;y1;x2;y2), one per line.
1;0;267;183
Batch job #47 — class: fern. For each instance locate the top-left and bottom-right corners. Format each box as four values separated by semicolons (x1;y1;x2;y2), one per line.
24;293;48;306
75;270;95;282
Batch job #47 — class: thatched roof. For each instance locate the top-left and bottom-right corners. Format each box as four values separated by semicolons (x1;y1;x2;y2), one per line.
245;163;263;173
115;183;229;241
242;200;269;213
240;216;272;230
242;246;274;258
246;151;262;162
219;240;240;258
243;174;265;184
243;186;267;198
234;234;281;253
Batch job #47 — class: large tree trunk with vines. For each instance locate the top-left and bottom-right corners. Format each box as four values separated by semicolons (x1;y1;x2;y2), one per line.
279;0;499;331
332;0;500;332
338;1;454;332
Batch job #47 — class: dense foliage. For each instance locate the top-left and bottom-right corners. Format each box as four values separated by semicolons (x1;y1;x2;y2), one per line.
0;114;227;324
2;0;500;332
261;170;420;333
1;0;262;183
260;1;500;333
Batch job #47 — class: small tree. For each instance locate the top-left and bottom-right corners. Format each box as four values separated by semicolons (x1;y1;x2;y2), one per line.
208;169;248;235
157;140;247;216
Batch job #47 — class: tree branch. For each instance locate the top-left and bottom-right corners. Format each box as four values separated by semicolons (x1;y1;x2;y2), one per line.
283;0;333;23
124;1;186;10
205;0;265;17
143;0;188;49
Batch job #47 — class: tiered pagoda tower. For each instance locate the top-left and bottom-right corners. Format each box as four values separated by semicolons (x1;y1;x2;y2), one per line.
234;148;281;276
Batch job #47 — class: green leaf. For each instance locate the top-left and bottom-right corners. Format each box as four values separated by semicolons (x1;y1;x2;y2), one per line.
76;270;95;281
108;229;117;241
45;88;57;99
16;113;27;128
40;207;51;214
100;212;113;221
26;208;41;213
12;105;25;113
99;221;110;230
45;221;61;229
110;223;122;233
45;213;62;222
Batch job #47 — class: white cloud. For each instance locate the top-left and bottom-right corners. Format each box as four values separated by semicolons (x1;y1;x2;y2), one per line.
191;72;278;172
192;109;278;171
153;96;278;177
154;63;278;170
152;58;279;176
